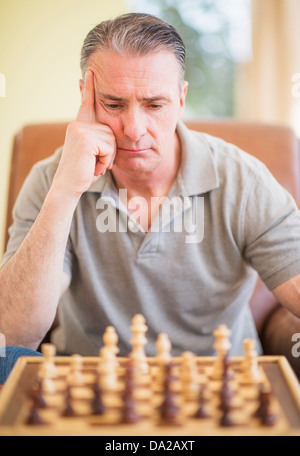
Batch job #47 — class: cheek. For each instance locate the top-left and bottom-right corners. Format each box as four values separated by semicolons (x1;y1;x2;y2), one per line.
95;103;122;133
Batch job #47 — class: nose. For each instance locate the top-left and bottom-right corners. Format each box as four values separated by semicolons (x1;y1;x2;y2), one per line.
122;106;147;142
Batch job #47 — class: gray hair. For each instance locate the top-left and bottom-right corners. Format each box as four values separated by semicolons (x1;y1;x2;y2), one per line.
80;13;186;82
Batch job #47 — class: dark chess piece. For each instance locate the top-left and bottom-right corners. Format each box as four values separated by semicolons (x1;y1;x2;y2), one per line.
121;388;141;424
26;401;47;425
160;389;180;422
219;407;234;427
219;379;235;406
222;353;233;382
254;387;277;427
159;362;180;424
91;382;106;415
194;385;210;419
120;360;141;424
219;372;235;426
61;385;77;417
29;378;47;409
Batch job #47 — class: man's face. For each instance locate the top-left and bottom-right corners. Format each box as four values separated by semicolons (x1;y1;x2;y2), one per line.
81;50;188;174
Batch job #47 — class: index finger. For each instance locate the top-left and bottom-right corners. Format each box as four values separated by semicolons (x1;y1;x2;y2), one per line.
77;69;96;123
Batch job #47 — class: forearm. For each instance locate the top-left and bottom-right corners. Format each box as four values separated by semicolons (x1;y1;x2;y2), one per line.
261;305;300;380
0;187;79;349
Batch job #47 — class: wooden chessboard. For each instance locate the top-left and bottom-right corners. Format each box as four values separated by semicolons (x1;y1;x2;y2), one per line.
0;354;299;436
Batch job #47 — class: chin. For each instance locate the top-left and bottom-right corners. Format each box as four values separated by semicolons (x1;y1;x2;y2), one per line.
114;156;161;174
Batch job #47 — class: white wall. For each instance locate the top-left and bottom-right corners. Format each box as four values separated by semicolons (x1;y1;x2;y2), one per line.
0;0;128;259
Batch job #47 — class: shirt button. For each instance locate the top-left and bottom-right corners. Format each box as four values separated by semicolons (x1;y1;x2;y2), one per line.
128;220;136;230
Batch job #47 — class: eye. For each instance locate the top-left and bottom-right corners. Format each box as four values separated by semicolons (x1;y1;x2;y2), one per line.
149;103;163;110
105;103;122;110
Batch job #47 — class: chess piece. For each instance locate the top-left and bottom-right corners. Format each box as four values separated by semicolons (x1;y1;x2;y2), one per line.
121;391;141;424
98;346;118;391
67;354;84;387
159;363;180;424
155;333;172;392
120;360;141;424
254;386;277;426
242;339;261;382
218;356;235;427
29;378;48;409
194;385;210;419
212;325;232;380
129;314;149;375
26;401;46;425
91;380;106;416
103;326;120;358
40;343;58;378
38;344;58;394
180;351;199;399
61;385;76;417
156;333;172;364
219;405;234;427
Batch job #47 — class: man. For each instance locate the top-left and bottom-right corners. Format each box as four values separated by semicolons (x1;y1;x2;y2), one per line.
1;13;300;382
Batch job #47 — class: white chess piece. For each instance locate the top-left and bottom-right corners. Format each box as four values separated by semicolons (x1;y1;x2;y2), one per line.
180;351;199;399
242;339;261;381
103;326;120;357
38;344;58;393
129;314;149;375
67;354;84;386
156;333;172;364
155;333;172;392
212;325;232;380
98;346;118;390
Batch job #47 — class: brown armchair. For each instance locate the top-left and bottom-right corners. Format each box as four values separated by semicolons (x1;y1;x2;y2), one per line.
4;119;300;376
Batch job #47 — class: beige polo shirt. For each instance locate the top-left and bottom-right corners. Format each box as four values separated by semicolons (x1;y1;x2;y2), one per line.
3;122;300;357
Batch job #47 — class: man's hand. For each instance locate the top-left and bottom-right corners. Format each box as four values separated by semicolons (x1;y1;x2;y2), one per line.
52;69;116;198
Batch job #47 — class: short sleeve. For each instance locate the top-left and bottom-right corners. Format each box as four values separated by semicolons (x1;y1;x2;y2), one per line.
242;165;300;290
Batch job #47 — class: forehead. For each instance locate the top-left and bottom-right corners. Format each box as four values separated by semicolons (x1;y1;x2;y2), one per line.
88;50;181;95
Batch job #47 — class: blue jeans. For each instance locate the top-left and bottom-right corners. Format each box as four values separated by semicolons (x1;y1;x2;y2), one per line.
0;346;43;384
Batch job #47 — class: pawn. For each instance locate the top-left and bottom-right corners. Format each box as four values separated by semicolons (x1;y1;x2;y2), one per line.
159;363;180;424
159;389;180;423
29;378;48;409
98;346;118;391
26;402;46;426
40;343;58;378
91;381;106;416
103;326;120;358
180;351;199;400
67;354;84;387
155;334;172;392
61;385;76;417
212;325;232;380
242;339;261;382
120;359;141;424
254;386;277;427
38;344;58;394
129;314;149;375
194;385;210;419
156;333;172;364
219;406;234;427
121;391;141;425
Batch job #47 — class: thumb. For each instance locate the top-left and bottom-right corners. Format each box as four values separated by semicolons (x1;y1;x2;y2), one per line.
76;69;96;123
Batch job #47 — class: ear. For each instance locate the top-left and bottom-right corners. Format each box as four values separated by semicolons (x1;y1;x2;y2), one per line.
79;79;84;100
178;80;189;120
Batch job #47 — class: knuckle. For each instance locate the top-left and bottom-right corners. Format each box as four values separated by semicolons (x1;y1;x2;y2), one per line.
66;121;80;135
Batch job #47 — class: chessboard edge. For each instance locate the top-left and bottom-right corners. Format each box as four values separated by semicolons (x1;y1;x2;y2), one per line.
0;357;28;417
278;357;300;410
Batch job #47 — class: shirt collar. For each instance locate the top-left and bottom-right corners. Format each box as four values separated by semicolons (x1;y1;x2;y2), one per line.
87;120;219;197
175;121;219;196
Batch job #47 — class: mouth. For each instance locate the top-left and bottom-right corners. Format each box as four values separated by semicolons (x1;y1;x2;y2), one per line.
117;147;151;154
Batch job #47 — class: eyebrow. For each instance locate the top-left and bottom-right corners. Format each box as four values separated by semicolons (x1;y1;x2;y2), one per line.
97;92;171;103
